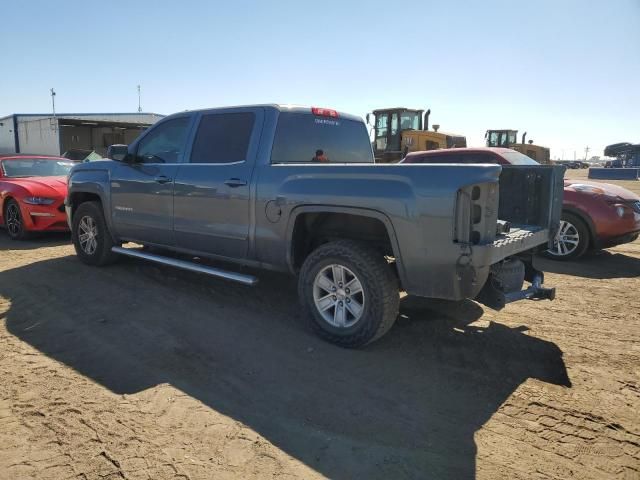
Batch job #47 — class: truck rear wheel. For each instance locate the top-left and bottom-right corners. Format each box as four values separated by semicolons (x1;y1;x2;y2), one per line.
298;240;399;348
72;201;118;266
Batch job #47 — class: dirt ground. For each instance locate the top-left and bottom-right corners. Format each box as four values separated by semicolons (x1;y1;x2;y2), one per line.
0;169;638;480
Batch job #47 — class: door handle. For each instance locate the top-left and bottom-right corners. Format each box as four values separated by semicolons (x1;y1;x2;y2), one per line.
154;175;172;184
224;178;248;188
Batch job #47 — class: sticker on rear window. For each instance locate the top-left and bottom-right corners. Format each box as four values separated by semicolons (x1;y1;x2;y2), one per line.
315;119;340;127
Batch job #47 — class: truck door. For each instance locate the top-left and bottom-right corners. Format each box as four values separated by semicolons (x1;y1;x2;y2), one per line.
110;114;193;246
173;107;263;259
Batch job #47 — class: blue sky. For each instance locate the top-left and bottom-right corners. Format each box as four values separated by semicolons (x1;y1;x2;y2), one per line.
1;0;638;159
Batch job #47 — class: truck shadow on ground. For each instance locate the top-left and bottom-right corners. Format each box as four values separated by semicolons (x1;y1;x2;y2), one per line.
1;255;571;480
0;231;70;250
536;250;640;279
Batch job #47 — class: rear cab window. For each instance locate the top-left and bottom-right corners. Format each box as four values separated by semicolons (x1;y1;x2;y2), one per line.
270;111;374;164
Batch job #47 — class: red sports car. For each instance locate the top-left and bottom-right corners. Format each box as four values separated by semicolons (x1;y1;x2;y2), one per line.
0;154;77;240
402;147;640;260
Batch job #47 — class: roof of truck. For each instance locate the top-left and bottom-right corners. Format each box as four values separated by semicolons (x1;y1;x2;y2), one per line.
161;104;363;123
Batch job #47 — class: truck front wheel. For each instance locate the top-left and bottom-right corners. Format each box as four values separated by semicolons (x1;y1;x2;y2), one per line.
72;201;118;266
298;240;399;348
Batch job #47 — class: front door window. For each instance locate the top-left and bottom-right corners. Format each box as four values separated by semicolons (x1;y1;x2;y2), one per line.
135;117;190;163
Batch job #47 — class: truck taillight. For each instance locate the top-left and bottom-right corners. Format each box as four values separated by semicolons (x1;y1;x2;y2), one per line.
311;107;339;118
454;183;498;245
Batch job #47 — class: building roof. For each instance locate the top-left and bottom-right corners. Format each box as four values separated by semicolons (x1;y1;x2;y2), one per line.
0;112;165;122
0;153;67;159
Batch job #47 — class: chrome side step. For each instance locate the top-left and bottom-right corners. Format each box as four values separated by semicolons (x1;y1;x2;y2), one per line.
111;246;258;286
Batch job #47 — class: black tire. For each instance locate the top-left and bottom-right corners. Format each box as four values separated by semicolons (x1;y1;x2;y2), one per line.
72;201;118;266
4;199;29;240
491;258;525;293
298;240;399;348
543;212;590;260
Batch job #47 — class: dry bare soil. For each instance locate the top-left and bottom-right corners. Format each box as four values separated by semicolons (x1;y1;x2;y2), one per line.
0;170;638;479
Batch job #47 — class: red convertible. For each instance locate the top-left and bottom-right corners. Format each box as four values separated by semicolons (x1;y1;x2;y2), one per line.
0;154;77;240
402;147;640;260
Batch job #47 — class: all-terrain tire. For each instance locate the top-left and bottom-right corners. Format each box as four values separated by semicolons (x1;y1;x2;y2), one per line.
298;240;399;348
543;212;590;261
72;201;119;266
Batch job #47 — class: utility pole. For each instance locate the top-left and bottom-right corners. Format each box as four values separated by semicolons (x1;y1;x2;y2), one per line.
50;88;56;117
49;88;57;131
137;85;142;113
584;146;590;162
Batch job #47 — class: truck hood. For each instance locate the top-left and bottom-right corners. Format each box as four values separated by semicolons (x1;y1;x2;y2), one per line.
7;176;68;198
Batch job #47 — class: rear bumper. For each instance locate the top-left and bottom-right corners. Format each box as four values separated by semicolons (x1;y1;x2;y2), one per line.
483;226;550;264
402;223;553;307
475;259;555;310
460;225;550;298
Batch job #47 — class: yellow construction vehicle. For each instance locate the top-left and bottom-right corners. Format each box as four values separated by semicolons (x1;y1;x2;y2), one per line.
367;107;466;163
485;129;551;164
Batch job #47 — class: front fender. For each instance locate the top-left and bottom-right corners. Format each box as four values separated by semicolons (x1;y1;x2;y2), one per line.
67;169;115;240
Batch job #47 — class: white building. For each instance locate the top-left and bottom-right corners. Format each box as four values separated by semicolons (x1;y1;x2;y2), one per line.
0;112;164;157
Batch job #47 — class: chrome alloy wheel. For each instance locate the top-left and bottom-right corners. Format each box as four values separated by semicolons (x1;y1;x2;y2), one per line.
5;203;22;237
313;264;365;328
549;219;580;257
78;215;98;255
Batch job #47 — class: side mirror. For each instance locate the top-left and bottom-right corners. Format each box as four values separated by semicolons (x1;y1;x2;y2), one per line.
366;113;371;125
107;144;129;161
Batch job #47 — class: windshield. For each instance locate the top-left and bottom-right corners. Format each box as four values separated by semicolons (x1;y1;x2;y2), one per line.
487;131;517;147
500;150;539;165
1;158;77;178
271;113;374;163
399;111;420;130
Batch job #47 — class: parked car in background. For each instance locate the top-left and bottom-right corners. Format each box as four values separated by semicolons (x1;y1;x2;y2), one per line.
63;149;104;162
402;147;640;260
604;159;624;168
0;154;77;239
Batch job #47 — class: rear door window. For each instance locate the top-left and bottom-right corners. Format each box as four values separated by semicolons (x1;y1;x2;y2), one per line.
271;113;374;164
190;112;255;164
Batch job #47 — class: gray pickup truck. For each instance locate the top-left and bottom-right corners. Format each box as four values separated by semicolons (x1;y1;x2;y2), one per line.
66;105;563;347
